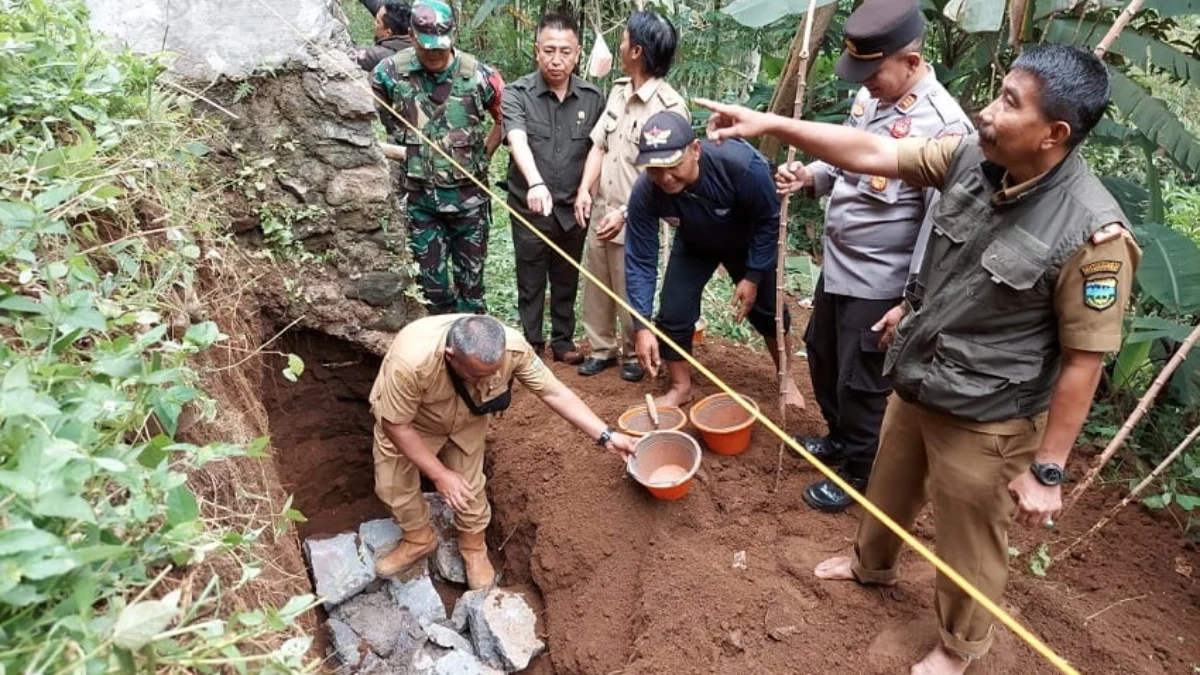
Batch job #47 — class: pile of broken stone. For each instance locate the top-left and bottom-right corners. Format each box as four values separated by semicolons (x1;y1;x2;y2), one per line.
303;493;544;674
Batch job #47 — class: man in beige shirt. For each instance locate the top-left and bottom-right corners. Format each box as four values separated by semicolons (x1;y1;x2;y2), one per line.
369;315;635;589
574;10;688;382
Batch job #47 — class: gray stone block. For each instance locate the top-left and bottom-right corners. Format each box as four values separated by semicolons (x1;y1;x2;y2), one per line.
303;532;374;609
450;589;485;633
388;569;447;626
466;589;545;672
358;518;403;559
424;493;467;584
425;622;473;654
326;617;366;669
326;166;390;206
432;650;505;675
330;591;426;660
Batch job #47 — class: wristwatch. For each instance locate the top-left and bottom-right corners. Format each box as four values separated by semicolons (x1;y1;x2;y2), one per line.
596;426;614;447
1030;462;1067;486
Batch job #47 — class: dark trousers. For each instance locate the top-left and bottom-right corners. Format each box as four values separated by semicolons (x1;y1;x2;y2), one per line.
511;213;586;354
656;238;789;361
804;273;898;477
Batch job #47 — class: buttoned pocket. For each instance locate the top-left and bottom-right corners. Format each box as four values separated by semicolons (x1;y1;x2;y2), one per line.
917;333;1045;421
856;173;902;204
526;121;552;139
970;228;1050;310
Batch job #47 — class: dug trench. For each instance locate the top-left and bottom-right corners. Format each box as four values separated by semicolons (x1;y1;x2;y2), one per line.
261;328;1200;673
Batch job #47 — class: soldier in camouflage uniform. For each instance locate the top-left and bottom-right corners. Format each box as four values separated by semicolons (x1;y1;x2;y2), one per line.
371;0;504;315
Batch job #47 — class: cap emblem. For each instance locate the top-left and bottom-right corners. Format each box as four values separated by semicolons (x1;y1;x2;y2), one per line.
844;38;883;60
643;126;672;148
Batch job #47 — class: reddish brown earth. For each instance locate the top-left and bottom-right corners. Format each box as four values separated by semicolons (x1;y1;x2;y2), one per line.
265;331;1200;675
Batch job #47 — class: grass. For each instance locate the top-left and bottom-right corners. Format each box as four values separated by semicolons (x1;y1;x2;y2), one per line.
341;0;375;45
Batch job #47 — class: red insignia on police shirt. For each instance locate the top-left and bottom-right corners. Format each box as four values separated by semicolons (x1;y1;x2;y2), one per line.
891;117;912;139
897;93;918;113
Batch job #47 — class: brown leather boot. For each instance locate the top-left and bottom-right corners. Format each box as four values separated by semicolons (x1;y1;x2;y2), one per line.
458;530;496;590
374;525;438;579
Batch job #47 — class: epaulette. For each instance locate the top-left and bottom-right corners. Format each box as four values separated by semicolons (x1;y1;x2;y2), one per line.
1091;223;1127;245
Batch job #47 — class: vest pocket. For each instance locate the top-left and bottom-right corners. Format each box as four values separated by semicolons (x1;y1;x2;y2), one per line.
917;334;1045;421
971;233;1049;310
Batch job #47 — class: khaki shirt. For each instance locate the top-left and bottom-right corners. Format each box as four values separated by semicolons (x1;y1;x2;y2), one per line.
589;77;689;245
369;315;561;454
898;136;1142;353
810;67;972;299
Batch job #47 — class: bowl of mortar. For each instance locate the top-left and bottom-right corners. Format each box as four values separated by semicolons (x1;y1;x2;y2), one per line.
689;392;759;456
617;403;687;437
626;430;702;501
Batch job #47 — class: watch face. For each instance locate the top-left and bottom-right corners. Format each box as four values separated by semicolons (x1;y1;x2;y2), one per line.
1037;464;1065;485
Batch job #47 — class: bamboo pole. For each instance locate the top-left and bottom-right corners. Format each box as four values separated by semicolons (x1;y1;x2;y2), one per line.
774;0;820;493
1065;322;1200;512
1092;0;1145;57
1056;421;1200;561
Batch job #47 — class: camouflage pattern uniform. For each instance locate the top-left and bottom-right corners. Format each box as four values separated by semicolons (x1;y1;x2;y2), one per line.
371;6;502;315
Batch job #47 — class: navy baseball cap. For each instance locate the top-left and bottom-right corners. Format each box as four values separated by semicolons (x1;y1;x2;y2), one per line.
634;111;696;168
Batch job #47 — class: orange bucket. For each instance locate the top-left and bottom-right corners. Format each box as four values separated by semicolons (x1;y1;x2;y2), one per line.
693;317;708;346
617;404;687;437
626;431;701;501
689;393;758;456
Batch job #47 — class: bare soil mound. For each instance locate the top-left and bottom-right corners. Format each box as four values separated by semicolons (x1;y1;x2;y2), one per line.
263;331;1200;674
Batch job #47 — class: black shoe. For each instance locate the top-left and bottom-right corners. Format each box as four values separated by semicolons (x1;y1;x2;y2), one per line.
803;476;868;513
792;435;846;464
620;361;645;382
577;356;617;376
552;348;585;365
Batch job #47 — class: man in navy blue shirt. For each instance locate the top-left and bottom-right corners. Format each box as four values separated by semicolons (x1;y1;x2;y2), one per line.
625;111;805;409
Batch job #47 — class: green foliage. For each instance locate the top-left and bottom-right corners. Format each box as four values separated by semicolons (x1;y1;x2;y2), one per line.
341;0;377;44
1027;542;1053;577
0;1;315;671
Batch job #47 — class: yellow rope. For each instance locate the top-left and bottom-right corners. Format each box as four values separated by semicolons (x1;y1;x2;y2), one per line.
246;4;1079;671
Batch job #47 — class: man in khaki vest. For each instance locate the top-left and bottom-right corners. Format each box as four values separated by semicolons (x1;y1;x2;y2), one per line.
699;45;1140;674
369;315;635;589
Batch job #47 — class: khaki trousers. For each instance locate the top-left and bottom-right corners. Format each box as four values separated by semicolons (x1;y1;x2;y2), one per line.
852;396;1044;658
580;232;635;361
372;425;491;534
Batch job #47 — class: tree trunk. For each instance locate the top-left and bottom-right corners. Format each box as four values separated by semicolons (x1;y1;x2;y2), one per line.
758;3;838;162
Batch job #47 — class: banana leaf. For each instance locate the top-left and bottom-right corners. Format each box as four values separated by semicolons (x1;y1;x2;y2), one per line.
722;0;839;29
1134;222;1200;315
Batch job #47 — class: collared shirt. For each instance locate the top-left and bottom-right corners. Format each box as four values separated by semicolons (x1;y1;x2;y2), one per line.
369;315;562;454
625;139;780;327
501;71;605;231
357;35;412;72
809;66;972;299
898;135;1141;353
588;77;689;245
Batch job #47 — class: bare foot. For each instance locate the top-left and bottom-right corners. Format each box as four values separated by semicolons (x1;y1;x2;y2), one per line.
910;645;970;675
785;379;806;410
814;556;898;586
655;386;692;409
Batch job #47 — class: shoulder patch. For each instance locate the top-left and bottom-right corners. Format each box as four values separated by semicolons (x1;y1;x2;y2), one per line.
1081;260;1122;276
1091;223;1125;244
897;92;919;113
1083;274;1119;311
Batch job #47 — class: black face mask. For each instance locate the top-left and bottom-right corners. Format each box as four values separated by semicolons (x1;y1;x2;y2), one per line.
445;357;513;416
